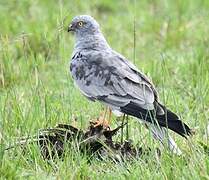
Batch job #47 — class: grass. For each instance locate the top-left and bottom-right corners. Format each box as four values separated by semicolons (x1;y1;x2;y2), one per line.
0;0;209;179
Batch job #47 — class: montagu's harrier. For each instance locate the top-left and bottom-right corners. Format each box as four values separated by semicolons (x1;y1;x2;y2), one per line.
67;15;193;154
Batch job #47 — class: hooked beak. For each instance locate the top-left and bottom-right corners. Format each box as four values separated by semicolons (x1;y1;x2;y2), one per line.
67;24;75;32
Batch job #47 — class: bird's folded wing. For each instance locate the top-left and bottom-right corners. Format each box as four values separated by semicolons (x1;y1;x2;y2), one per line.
73;50;156;110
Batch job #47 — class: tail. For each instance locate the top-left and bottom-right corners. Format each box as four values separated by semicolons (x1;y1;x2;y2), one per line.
121;102;193;137
146;123;182;155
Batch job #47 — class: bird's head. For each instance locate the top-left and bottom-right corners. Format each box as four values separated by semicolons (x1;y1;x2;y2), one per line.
68;15;100;37
68;15;110;50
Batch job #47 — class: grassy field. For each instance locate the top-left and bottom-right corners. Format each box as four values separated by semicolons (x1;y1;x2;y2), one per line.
0;0;209;179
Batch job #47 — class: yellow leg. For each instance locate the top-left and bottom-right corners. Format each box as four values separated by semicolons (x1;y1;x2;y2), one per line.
104;107;112;128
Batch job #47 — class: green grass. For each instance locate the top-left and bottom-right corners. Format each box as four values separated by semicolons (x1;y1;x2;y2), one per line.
0;0;209;179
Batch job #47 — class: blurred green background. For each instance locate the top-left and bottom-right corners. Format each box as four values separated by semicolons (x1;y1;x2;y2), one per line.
0;0;209;179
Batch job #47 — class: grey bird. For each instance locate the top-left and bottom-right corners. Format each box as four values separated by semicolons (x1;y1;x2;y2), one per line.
68;15;192;154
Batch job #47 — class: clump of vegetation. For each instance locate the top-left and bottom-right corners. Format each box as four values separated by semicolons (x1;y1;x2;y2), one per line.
7;122;155;161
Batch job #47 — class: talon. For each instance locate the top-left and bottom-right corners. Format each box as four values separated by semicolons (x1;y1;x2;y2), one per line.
90;117;110;130
90;107;112;130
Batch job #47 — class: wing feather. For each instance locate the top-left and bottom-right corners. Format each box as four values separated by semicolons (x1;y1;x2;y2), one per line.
70;50;156;111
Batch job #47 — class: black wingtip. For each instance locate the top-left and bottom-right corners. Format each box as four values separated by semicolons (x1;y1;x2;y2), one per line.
157;107;193;138
121;102;193;138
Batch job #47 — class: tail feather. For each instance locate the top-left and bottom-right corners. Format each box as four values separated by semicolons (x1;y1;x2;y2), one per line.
147;124;182;155
121;102;192;137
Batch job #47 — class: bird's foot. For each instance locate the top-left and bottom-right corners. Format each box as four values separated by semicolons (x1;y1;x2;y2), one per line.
90;116;110;130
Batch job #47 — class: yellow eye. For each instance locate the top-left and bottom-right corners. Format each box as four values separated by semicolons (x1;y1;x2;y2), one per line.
78;21;83;27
